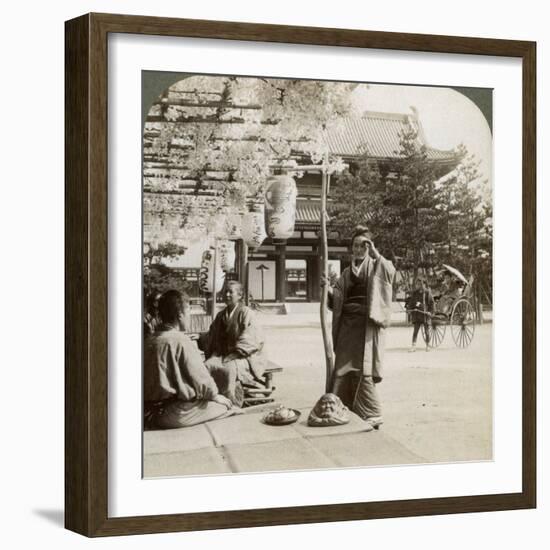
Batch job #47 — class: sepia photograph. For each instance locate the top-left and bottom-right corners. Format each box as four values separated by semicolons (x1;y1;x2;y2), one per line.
141;73;493;479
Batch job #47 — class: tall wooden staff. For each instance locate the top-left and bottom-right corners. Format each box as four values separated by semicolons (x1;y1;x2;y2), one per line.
211;239;218;318
320;153;335;392
241;241;249;306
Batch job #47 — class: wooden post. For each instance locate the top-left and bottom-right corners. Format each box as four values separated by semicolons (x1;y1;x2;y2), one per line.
260;267;265;301
475;279;484;324
320;160;334;392
311;243;321;301
306;257;315;302
275;244;286;303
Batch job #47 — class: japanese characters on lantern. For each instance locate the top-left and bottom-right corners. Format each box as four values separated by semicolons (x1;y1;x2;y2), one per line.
199;247;225;294
218;240;236;272
242;203;267;250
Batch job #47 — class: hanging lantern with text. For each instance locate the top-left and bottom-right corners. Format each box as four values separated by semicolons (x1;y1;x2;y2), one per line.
218;240;236;272
199;247;225;294
224;211;243;241
241;204;267;250
265;175;297;244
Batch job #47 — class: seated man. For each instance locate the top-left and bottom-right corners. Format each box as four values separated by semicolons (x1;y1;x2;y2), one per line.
144;289;236;429
204;281;266;407
143;289;160;339
438;279;464;315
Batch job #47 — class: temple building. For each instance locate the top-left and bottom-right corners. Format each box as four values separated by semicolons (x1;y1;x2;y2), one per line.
246;113;459;303
143;89;460;305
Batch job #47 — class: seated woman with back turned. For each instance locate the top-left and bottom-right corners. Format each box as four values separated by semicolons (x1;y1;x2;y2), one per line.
143;289;236;429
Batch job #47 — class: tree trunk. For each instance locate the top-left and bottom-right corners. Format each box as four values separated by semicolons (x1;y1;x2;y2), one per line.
211;241;218;318
320;164;335;392
475;279;484;324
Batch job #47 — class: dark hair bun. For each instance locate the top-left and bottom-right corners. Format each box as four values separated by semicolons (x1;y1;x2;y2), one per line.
350;225;373;245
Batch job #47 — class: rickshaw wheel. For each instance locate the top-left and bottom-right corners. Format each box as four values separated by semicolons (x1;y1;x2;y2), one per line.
450;298;475;348
423;314;446;348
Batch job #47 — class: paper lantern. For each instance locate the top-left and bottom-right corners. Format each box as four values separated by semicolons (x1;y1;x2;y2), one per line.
265;175;297;243
242;204;267;250
199;248;225;294
218;240;236;272
224;212;243;240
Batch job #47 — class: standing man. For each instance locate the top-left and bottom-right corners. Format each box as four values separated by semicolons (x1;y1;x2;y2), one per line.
324;225;395;431
405;277;435;352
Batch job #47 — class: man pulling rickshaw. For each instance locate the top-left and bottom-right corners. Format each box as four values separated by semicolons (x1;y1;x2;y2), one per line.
405;277;435;352
405;264;476;349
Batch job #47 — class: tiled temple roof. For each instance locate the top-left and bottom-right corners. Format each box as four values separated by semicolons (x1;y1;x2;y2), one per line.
143;111;458;195
325;112;457;162
143;110;460;239
294;199;371;229
295;199;323;225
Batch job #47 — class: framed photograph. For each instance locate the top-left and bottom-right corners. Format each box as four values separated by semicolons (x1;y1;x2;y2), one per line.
65;13;536;537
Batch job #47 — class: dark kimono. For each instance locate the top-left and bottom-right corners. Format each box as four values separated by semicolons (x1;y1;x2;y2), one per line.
328;255;395;420
405;289;435;324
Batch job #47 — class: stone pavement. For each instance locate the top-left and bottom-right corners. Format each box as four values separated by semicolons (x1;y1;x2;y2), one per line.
144;313;493;478
144;406;424;478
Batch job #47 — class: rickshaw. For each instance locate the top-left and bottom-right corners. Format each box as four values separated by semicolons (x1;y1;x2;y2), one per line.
407;264;476;349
